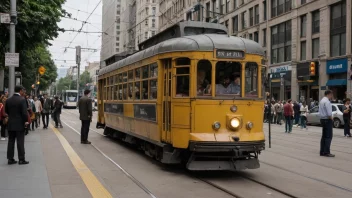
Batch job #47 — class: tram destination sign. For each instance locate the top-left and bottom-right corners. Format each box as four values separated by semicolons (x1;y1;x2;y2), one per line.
216;50;244;59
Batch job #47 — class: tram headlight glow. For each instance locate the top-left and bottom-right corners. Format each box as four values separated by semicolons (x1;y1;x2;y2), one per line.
230;118;241;129
212;121;221;130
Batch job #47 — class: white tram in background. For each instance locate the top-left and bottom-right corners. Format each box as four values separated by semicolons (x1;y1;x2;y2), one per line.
62;90;78;109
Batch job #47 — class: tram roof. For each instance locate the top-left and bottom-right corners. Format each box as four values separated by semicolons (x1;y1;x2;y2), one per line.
99;34;265;76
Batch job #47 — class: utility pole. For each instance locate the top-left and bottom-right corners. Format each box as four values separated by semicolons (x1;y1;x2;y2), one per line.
8;0;17;97
76;46;81;97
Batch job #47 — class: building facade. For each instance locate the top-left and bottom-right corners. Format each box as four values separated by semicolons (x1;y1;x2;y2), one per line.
101;0;122;62
136;0;159;45
85;62;100;85
157;0;351;102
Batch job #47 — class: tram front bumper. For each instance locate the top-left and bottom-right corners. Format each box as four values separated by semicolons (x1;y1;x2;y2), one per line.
186;141;265;171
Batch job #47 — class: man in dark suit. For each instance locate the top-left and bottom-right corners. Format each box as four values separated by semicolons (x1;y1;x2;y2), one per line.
78;90;92;144
41;94;52;129
6;86;29;165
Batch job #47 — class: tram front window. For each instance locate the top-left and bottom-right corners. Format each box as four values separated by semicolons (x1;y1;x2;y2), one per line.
245;62;258;97
67;92;77;102
215;61;242;97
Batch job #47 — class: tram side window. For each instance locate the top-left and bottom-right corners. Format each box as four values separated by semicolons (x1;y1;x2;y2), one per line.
245;62;258;97
128;70;133;82
142;80;148;99
135;68;141;80
115;85;119;100
128;83;133;100
118;84;123;100
215;61;242;96
175;67;190;97
149;63;158;100
123;84;128;100
197;60;212;96
123;72;127;82
134;81;141;99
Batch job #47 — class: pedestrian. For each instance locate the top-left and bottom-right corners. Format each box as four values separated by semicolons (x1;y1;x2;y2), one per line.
53;96;63;128
271;100;275;123
0;95;5;140
6;86;29;165
78;90;93;144
41;94;51;129
264;100;270;123
300;102;309;130
342;98;352;137
275;100;283;125
283;99;293;133
293;101;301;126
0;96;8;140
34;97;42;128
319;90;335;157
27;95;36;131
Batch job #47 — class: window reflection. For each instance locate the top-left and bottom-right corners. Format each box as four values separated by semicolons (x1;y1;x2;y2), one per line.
215;61;242;96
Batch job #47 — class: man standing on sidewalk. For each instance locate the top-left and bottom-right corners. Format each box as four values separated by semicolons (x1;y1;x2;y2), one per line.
34;97;42;128
319;90;335;157
78;90;92;144
6;86;29;165
41;94;51;129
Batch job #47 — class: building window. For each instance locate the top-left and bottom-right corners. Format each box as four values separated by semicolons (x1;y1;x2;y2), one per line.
312;38;319;59
225;20;229;29
249;8;254;26
301;15;307;37
206;2;210;18
271;20;291;64
330;0;346;57
263;28;267;47
152;31;156;36
152;19;155;27
263;0;267;20
233;15;238;33
145;32;148;39
233;0;237;9
312;10;320;34
271;0;291;18
254;31;259;42
301;41;306;60
301;0;306;5
249;33;253;40
241;11;246;29
145;19;148;26
254;5;259;24
226;0;230;13
220;0;225;14
152;7;156;16
212;0;216;18
146;7;149;15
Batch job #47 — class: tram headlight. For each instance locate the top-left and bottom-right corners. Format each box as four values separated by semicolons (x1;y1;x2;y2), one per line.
246;122;254;130
212;121;221;130
230;118;241;129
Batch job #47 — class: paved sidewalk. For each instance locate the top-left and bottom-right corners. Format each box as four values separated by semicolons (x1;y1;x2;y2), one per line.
0;131;52;198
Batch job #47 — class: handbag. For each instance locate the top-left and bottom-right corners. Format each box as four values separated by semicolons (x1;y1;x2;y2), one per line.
3;117;8;125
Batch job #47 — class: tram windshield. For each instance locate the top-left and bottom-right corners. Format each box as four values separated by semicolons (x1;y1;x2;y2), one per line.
66;92;78;102
215;61;242;97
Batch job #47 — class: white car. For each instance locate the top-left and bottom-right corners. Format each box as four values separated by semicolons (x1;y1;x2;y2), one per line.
306;104;346;128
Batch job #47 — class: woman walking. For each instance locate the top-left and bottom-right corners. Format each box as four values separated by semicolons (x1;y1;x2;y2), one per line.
300;102;309;130
342;98;352;137
0;96;6;140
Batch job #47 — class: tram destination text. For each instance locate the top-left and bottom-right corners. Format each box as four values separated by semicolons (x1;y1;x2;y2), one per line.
216;50;244;59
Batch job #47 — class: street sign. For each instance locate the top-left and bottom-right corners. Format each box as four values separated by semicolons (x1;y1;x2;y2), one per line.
5;53;19;67
0;13;10;24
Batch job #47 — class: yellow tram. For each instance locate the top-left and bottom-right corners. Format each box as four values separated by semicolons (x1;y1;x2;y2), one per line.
97;22;266;171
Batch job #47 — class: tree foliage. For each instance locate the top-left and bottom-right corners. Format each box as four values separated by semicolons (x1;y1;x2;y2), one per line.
56;71;93;95
0;0;68;91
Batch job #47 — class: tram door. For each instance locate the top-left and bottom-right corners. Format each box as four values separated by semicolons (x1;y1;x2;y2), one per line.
162;59;172;143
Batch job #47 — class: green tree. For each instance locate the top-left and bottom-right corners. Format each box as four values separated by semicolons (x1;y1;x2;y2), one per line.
56;76;73;94
79;71;92;89
0;0;69;90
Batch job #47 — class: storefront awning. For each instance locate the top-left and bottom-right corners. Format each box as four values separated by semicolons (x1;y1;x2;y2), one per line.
326;79;347;86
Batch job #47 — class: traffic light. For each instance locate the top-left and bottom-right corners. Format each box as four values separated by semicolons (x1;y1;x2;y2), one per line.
36;81;40;85
310;62;316;76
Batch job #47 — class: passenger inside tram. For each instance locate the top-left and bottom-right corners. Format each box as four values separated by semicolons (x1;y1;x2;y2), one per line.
214;61;242;96
197;60;212;96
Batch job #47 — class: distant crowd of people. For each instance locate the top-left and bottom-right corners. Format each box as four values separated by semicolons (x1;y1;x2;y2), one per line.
264;90;352;158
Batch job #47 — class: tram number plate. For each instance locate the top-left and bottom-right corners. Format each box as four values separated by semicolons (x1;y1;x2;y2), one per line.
216;50;244;59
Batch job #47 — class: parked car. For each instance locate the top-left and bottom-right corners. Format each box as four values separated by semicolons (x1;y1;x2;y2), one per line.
306;104;345;128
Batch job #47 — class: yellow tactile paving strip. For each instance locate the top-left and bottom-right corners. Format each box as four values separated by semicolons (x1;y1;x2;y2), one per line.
51;125;113;198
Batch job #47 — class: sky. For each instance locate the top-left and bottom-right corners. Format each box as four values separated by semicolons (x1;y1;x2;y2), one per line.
48;0;102;71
